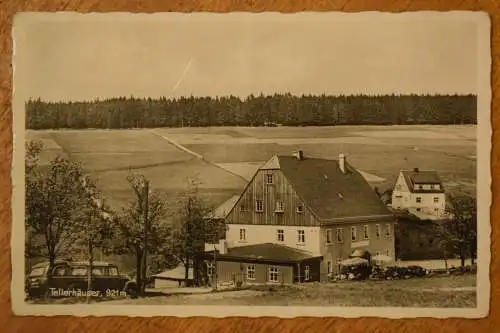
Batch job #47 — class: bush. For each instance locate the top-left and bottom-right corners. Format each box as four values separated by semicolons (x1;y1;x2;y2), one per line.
369;265;427;280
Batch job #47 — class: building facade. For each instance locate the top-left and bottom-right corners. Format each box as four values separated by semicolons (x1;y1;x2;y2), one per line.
203;242;323;286
220;151;396;281
391;168;447;220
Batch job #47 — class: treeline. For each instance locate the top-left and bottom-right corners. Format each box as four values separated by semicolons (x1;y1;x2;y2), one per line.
26;93;477;129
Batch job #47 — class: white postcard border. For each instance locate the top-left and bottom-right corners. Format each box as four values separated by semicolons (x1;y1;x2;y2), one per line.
10;11;492;318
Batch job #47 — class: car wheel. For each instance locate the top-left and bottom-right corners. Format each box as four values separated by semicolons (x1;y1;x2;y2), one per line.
126;285;138;299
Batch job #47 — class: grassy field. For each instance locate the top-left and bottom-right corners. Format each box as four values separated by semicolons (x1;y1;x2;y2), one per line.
27;125;477;213
27;129;247;211
153;125;476;195
104;275;476;308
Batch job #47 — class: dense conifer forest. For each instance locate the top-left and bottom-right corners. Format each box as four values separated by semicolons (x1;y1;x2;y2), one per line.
26;93;477;129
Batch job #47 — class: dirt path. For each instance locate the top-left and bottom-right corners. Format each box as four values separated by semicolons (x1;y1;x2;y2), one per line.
147;129;249;182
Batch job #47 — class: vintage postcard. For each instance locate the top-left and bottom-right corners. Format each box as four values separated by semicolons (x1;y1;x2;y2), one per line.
11;11;491;318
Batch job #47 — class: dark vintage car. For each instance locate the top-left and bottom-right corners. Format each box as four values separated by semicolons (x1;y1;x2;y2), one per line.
26;260;137;299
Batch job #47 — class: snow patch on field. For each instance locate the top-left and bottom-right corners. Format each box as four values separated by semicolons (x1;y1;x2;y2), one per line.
216;162;264;181
358;170;386;183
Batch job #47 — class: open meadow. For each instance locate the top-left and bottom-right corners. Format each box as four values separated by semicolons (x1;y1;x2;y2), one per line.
27;124;477;215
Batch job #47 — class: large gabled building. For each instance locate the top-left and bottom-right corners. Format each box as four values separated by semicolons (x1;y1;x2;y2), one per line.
208;151;396;284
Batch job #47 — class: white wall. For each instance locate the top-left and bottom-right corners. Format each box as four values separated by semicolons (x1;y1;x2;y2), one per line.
392;172;446;218
226;224;322;255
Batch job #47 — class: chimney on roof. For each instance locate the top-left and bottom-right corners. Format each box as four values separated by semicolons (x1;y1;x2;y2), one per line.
339;153;346;173
413;167;419;173
218;239;227;255
293;150;304;160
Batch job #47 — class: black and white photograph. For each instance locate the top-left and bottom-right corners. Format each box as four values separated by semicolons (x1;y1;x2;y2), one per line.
11;12;491;318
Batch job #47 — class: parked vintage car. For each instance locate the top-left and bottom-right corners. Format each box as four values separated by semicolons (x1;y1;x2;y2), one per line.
26;259;137;299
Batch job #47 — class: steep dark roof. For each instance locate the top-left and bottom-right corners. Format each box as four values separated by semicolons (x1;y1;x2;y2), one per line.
401;170;444;193
276;155;391;221
217;243;321;263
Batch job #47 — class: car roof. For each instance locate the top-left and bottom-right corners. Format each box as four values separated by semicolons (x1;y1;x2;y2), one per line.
32;259;70;268
70;261;116;267
31;260;117;268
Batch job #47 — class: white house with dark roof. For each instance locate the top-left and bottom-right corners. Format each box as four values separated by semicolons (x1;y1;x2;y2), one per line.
391;168;447;220
209;151;395;282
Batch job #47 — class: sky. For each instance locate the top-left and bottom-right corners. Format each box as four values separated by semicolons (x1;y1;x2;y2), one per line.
14;12;481;102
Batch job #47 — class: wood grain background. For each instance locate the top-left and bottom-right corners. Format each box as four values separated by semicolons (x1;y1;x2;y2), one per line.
0;1;497;332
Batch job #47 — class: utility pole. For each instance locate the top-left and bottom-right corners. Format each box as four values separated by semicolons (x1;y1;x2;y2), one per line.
142;180;150;295
213;244;217;291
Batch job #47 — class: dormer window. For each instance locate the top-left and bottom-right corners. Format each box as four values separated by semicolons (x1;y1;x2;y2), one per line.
266;174;273;184
296;205;304;214
256;200;264;212
275;201;284;213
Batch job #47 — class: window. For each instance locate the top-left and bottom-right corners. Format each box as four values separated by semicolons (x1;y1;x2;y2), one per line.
416;208;422;212
266;174;273;184
246;265;255;280
351;226;357;241
363;225;369;240
336;258;343;265
53;266;67;277
327;261;333;275
430;184;435;190
240;203;247;212
416;197;422;203
297;230;305;243
92;267;104;276
385;250;390;256
434;207;439;212
275;201;284;212
375;251;381;256
269;267;279;282
277;229;284;242
375;224;381;238
296;205;304;213
108;267;119;276
385;224;391;238
256;200;263;212
304;265;310;281
29;267;47;277
433;197;439;203
418;185;423;190
239;228;246;241
70;267;87;276
207;262;215;277
336;228;344;243
326;229;333;244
